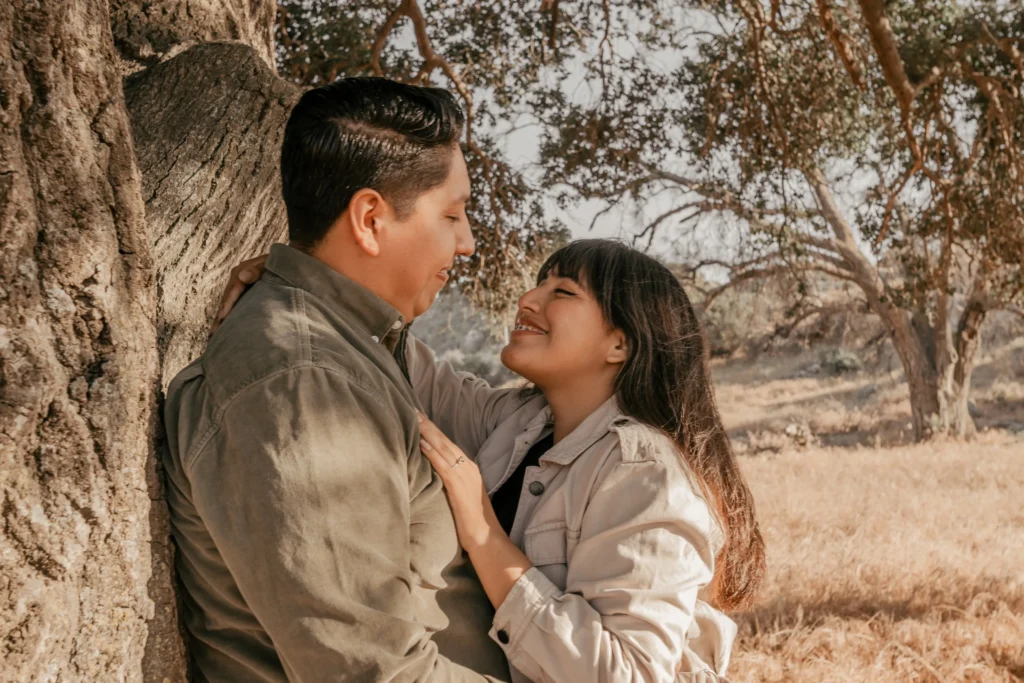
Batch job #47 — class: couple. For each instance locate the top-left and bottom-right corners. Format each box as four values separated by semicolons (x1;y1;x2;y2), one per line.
162;76;765;683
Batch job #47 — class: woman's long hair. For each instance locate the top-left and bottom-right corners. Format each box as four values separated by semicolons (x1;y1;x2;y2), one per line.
537;239;765;610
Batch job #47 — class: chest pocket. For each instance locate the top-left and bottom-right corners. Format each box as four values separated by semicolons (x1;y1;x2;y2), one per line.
524;523;568;565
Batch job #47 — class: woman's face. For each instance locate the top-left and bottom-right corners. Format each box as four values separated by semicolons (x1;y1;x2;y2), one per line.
500;270;626;390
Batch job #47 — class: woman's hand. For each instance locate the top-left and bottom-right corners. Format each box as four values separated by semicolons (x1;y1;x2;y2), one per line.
417;413;500;552
418;412;533;610
209;254;268;337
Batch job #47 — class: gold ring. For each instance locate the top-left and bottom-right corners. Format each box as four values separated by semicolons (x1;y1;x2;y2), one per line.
450;455;466;469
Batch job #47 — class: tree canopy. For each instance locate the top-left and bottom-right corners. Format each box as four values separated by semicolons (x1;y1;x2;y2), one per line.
277;0;1023;437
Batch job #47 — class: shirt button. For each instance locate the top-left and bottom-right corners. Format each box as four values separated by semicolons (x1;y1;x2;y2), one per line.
528;481;545;496
392;319;403;330
496;629;510;644
371;335;380;343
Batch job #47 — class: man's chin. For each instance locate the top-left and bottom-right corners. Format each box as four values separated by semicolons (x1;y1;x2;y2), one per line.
412;288;443;318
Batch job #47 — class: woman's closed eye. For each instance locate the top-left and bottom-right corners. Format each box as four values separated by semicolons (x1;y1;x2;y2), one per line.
554;288;577;296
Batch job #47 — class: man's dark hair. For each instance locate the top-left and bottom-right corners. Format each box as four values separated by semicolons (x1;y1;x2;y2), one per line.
280;77;465;249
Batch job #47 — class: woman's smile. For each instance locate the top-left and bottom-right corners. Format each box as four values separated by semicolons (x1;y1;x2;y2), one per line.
510;314;548;337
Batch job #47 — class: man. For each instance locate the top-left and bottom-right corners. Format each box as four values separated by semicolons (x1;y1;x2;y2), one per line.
162;77;511;681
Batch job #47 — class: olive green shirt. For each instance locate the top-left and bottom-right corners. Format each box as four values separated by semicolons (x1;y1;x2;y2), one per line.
161;244;510;682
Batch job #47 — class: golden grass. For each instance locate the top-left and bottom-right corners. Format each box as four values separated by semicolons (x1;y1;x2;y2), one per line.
730;435;1024;682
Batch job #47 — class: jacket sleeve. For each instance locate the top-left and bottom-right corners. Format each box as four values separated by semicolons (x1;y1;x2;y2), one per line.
187;365;500;683
488;446;719;683
405;334;526;457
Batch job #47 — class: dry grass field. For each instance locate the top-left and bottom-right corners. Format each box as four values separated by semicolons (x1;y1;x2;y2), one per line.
714;343;1024;682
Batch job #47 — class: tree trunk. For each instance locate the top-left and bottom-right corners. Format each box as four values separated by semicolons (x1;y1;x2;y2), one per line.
887;305;981;441
0;1;161;681
110;0;277;71
949;296;986;438
888;314;943;439
122;40;298;682
124;41;300;384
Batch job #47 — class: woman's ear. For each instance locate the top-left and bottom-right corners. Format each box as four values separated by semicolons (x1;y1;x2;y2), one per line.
606;330;629;365
346;188;386;256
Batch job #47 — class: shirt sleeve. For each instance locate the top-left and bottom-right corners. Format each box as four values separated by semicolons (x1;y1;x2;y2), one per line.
488;451;719;683
405;334;527;457
187;364;500;683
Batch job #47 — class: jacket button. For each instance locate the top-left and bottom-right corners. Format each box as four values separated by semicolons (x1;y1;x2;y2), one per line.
528;481;545;496
497;629;510;644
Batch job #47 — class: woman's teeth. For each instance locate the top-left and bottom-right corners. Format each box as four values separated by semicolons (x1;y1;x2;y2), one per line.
513;323;545;333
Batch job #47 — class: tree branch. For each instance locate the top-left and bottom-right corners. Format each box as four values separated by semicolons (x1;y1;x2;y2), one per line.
635;202;703;247
874;156;922;247
704;266;792;308
857;0;915;120
371;0;506;223
790;231;846;258
815;0;865;90
370;2;407;77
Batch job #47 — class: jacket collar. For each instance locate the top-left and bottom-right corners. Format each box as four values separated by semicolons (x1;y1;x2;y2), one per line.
264;243;405;345
521;396;632;468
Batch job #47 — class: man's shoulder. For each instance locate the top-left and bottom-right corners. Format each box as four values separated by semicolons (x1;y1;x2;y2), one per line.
175;281;383;409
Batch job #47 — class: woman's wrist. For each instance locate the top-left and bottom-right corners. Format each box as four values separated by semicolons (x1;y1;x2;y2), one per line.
460;509;506;555
464;524;534;610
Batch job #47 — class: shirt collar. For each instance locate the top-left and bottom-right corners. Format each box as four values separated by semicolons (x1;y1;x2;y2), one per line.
264;243;405;344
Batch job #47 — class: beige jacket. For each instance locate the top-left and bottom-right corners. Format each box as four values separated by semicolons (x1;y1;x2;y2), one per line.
408;337;737;683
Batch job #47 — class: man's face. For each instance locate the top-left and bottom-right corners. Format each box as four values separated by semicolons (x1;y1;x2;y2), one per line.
377;146;474;320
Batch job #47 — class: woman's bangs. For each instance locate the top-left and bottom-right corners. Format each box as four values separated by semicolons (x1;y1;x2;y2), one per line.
537;240;616;291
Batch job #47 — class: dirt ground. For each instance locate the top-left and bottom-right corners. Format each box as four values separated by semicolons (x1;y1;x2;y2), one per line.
714;341;1024;682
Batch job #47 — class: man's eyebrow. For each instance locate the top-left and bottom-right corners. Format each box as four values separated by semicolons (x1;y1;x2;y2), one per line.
452;192;471;203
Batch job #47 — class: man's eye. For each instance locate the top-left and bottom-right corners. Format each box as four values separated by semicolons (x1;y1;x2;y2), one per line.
446;215;460;223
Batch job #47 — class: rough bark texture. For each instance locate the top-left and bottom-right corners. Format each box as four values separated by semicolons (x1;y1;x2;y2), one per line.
0;0;160;680
125;42;299;386
949;298;985;437
887;307;980;441
890;315;943;439
110;0;276;71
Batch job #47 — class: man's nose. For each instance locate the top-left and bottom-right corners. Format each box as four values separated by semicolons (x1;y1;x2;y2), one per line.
455;219;475;257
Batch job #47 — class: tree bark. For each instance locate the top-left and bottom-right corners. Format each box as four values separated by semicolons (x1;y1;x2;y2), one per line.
110;0;276;71
949;296;986;438
125;42;300;385
0;1;161;681
887;304;981;441
122;43;297;681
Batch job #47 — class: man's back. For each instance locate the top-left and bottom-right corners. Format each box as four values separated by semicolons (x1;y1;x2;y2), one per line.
161;245;508;682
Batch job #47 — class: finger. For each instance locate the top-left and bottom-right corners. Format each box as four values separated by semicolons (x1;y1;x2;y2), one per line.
214;257;266;323
215;281;246;323
419;433;456;468
420;431;456;468
416;412;449;448
237;254;267;282
419;439;454;472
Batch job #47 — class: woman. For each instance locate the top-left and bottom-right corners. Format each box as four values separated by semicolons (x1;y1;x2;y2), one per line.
217;239;765;682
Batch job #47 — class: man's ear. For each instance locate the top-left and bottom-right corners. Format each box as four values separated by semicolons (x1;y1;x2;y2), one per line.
346;188;388;257
606;330;629;365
